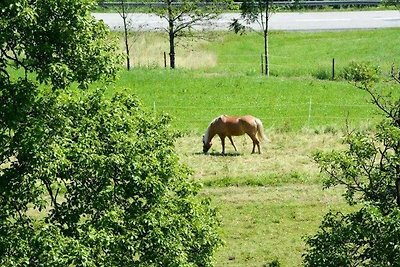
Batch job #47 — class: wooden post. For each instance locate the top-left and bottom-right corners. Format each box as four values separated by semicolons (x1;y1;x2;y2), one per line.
332;58;335;80
164;52;167;68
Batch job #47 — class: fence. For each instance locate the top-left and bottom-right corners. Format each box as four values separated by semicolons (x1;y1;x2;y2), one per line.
150;100;382;132
99;0;382;8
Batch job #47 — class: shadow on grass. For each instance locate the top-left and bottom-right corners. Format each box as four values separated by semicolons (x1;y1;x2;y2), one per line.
193;152;242;157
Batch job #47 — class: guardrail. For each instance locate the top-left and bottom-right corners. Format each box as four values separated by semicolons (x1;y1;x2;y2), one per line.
99;0;382;8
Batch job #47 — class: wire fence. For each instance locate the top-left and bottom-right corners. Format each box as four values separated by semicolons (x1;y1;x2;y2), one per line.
151;100;383;131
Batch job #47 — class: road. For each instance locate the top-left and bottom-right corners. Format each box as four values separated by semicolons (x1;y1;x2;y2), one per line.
93;10;400;31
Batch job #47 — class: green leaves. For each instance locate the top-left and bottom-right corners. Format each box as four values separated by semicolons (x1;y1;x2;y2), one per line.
0;0;121;89
343;61;381;88
1;87;222;266
1;0;221;265
304;68;400;266
304;207;400;266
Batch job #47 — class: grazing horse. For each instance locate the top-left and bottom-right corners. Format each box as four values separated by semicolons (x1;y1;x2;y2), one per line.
202;115;267;154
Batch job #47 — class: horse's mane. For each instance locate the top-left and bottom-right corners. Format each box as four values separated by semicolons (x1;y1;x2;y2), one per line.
204;115;224;142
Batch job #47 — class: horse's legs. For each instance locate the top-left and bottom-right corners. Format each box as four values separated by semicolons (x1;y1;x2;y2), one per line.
256;142;261;154
219;135;226;155
228;136;238;151
249;134;261;154
252;142;261;154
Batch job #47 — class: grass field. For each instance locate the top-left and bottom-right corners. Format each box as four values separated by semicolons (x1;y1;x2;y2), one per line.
112;29;400;133
114;69;380;133
110;28;398;266
178;132;350;266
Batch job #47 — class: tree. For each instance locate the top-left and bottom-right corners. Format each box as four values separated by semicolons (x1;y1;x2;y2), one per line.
153;0;230;69
303;63;400;266
0;0;222;265
230;0;275;76
384;0;400;9
119;0;132;70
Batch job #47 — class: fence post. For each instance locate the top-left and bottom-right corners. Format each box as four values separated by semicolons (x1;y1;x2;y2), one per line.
164;52;167;68
332;58;335;80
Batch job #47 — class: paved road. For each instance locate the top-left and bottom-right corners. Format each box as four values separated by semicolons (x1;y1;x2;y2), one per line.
93;10;400;31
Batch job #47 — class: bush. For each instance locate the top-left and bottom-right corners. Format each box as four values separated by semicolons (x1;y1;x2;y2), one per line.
342;61;381;84
0;89;222;266
303;64;400;267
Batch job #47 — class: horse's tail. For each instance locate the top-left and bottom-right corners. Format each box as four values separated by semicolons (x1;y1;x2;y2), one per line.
255;118;268;142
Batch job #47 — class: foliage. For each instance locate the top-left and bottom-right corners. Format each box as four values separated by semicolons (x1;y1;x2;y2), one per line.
230;0;276;75
313;120;400;213
383;0;400;8
0;89;222;266
1;0;221;266
342;61;381;86
304;206;400;267
238;0;275;25
152;0;231;68
303;65;400;266
0;0;120;89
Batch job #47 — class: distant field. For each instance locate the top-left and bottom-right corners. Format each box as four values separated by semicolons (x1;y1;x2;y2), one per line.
117;28;400;77
107;28;397;266
111;29;399;133
112;69;380;133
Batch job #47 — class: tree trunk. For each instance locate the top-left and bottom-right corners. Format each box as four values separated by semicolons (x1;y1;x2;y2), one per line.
167;0;176;69
123;20;130;70
121;0;130;70
264;28;269;76
169;28;175;69
263;2;269;76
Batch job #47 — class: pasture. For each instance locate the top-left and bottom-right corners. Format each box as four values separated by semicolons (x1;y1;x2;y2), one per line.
109;28;399;266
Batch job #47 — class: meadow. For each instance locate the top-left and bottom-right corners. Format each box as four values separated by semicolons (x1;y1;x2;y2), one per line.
108;28;400;266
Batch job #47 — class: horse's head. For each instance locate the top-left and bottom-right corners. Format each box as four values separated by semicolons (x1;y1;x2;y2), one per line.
202;135;212;154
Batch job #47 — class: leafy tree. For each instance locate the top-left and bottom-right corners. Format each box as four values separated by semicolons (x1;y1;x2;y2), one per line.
230;0;275;76
303;64;400;266
383;0;400;9
152;0;230;69
0;0;222;266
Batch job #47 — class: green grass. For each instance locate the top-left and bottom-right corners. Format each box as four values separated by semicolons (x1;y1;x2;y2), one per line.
207;29;400;77
175;131;354;266
202;185;354;266
107;28;400;266
112;69;379;133
11;27;394;266
110;29;400;134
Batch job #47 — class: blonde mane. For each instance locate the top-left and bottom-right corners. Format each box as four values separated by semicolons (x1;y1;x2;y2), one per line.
204;115;225;143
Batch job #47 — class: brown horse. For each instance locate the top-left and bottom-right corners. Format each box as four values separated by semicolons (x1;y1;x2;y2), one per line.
202;115;267;154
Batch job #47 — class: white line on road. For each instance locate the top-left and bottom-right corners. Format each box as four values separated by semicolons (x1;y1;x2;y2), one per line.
296;18;352;22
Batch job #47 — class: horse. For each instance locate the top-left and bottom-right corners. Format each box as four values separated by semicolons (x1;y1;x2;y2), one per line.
202;115;267;154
